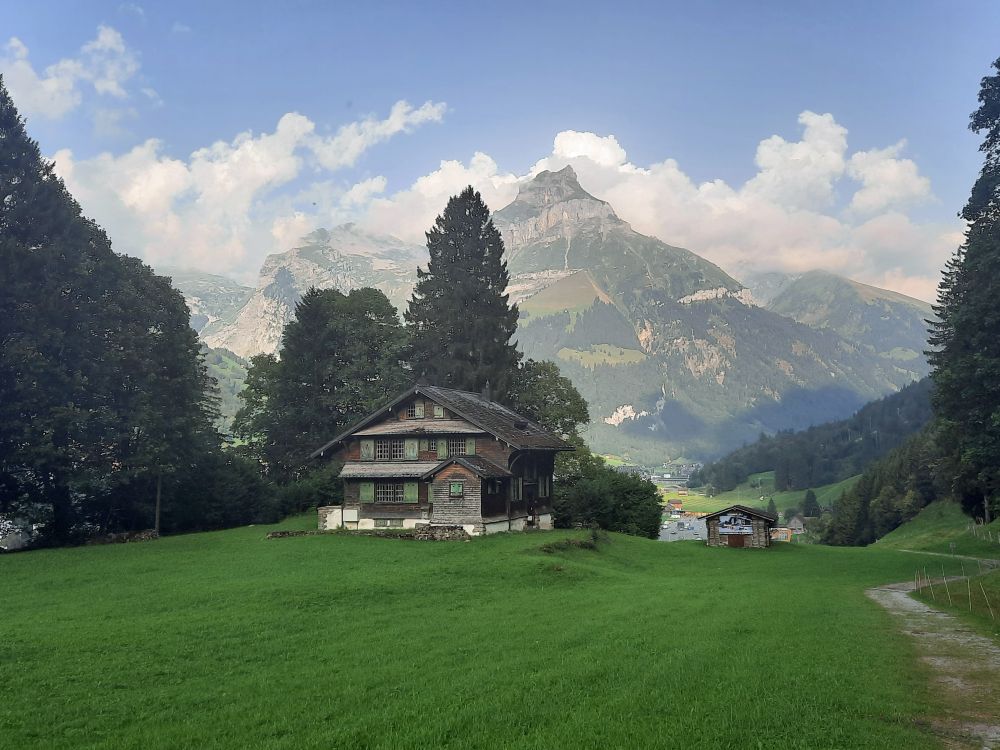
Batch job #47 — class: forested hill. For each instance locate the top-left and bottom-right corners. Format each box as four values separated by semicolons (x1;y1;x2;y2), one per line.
689;378;932;493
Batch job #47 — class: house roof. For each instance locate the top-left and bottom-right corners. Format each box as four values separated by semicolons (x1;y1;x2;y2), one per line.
421;455;513;480
354;419;483;436
702;505;778;523
310;384;574;458
339;462;441;479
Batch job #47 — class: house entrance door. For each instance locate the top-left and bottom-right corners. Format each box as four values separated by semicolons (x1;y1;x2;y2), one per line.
727;534;746;548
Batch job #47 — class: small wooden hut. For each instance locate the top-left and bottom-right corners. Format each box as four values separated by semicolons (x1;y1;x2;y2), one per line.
703;505;777;548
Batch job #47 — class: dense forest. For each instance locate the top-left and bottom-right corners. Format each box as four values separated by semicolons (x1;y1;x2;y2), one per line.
688;378;932;494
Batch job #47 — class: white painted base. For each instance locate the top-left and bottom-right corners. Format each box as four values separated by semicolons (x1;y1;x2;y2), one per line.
537;513;553;530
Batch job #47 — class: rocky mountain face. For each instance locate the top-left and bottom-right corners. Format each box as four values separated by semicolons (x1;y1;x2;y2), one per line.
163;268;253;335
201;225;422;357
495;167;929;461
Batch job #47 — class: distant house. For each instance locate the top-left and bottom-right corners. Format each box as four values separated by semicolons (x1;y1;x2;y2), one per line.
311;385;574;535
787;516;806;535
703;505;777;548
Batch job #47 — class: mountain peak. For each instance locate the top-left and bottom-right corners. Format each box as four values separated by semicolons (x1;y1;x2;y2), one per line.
515;164;599;207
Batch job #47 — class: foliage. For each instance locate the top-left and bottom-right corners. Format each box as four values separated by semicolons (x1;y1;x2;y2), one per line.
803;489;820;517
928;57;1000;523
0;77;246;544
405;186;520;398
507;359;590;440
689;378;932;493
553;450;661;538
822;430;943;546
234;286;407;482
0;523;959;748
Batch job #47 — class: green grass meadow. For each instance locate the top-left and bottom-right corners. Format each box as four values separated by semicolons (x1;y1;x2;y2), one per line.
1;515;979;749
669;471;861;515
877;501;1000;558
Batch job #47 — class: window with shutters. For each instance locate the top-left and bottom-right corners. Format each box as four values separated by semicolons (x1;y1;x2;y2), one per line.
405;403;417;418
376;439;405;460
428;438;437;451
433;404;445;418
447;438;467;456
374;518;404;528
375;482;405;503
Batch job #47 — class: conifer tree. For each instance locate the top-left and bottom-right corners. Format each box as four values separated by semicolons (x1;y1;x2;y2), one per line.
405;187;519;397
928;58;1000;523
235;287;408;481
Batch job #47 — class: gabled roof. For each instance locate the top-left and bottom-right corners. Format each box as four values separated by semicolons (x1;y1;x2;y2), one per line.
421;455;512;480
310;384;574;458
702;505;778;523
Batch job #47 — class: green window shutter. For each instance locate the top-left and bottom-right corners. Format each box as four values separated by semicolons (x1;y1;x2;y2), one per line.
360;481;374;502
433;404;444;418
360;439;374;461
437;440;448;459
404;438;418;460
414;402;425;418
419;438;428;452
404;482;418;503
465;437;476;455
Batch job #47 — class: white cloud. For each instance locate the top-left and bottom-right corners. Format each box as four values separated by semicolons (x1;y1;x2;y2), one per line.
847;141;931;215
171;22;192;34
51;102;446;276
360;116;955;303
308;100;446;170
0;25;141;120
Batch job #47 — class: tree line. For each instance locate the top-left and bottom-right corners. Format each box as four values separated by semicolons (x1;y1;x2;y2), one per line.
688;378;932;494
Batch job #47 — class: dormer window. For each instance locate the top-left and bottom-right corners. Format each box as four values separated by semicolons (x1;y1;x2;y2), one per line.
404;401;425;419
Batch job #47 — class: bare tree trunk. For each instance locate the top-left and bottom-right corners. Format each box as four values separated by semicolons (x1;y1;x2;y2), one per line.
154;468;162;535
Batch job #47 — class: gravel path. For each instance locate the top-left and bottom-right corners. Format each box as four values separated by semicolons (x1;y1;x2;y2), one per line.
867;580;1000;749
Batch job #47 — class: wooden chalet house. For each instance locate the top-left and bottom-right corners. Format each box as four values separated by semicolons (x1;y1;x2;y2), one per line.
311;385;574;535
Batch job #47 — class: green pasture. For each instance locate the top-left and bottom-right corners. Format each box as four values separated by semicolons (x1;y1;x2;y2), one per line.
557;344;647;368
0;516;974;748
673;471;860;515
876;501;1000;558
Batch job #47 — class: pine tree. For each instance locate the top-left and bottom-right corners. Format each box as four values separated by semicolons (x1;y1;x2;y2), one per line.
235;287;408;481
405;187;520;397
928;58;1000;523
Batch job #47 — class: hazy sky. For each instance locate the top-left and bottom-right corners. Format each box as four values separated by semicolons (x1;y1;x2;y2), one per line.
4;1;999;300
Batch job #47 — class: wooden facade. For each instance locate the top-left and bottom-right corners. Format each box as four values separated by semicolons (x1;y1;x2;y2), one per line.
311;385;573;535
703;505;777;549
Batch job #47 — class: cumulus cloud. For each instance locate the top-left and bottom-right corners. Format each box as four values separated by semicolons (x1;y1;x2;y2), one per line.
847;141;931;215
52;102;446;276
0;26;140;120
360;114;953;302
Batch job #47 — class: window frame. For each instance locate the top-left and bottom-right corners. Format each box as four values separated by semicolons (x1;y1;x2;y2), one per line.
375;439;406;461
374;482;405;503
447;437;467;457
449;481;464;498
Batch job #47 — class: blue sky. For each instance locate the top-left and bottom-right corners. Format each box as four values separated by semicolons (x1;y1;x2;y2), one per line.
4;1;999;299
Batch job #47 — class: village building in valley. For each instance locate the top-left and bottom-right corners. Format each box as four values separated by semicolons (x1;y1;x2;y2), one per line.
311;385;574;535
703;505;778;548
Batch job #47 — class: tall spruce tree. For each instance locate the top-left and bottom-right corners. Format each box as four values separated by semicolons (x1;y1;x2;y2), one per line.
928;58;1000;523
405;187;519;397
234;287;408;481
0;76;219;541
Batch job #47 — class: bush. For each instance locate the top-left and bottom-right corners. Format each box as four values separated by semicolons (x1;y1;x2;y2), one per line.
553;453;662;539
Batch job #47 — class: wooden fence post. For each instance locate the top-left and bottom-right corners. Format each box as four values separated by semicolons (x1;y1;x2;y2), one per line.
979;582;995;621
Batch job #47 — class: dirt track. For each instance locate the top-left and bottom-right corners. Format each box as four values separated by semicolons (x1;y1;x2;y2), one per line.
867;580;1000;749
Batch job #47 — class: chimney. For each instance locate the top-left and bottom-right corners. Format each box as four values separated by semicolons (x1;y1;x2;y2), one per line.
482;379;492;402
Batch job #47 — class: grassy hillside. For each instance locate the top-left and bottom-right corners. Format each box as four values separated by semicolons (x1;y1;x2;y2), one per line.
0;520;967;748
876;501;1000;558
665;471;860;515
